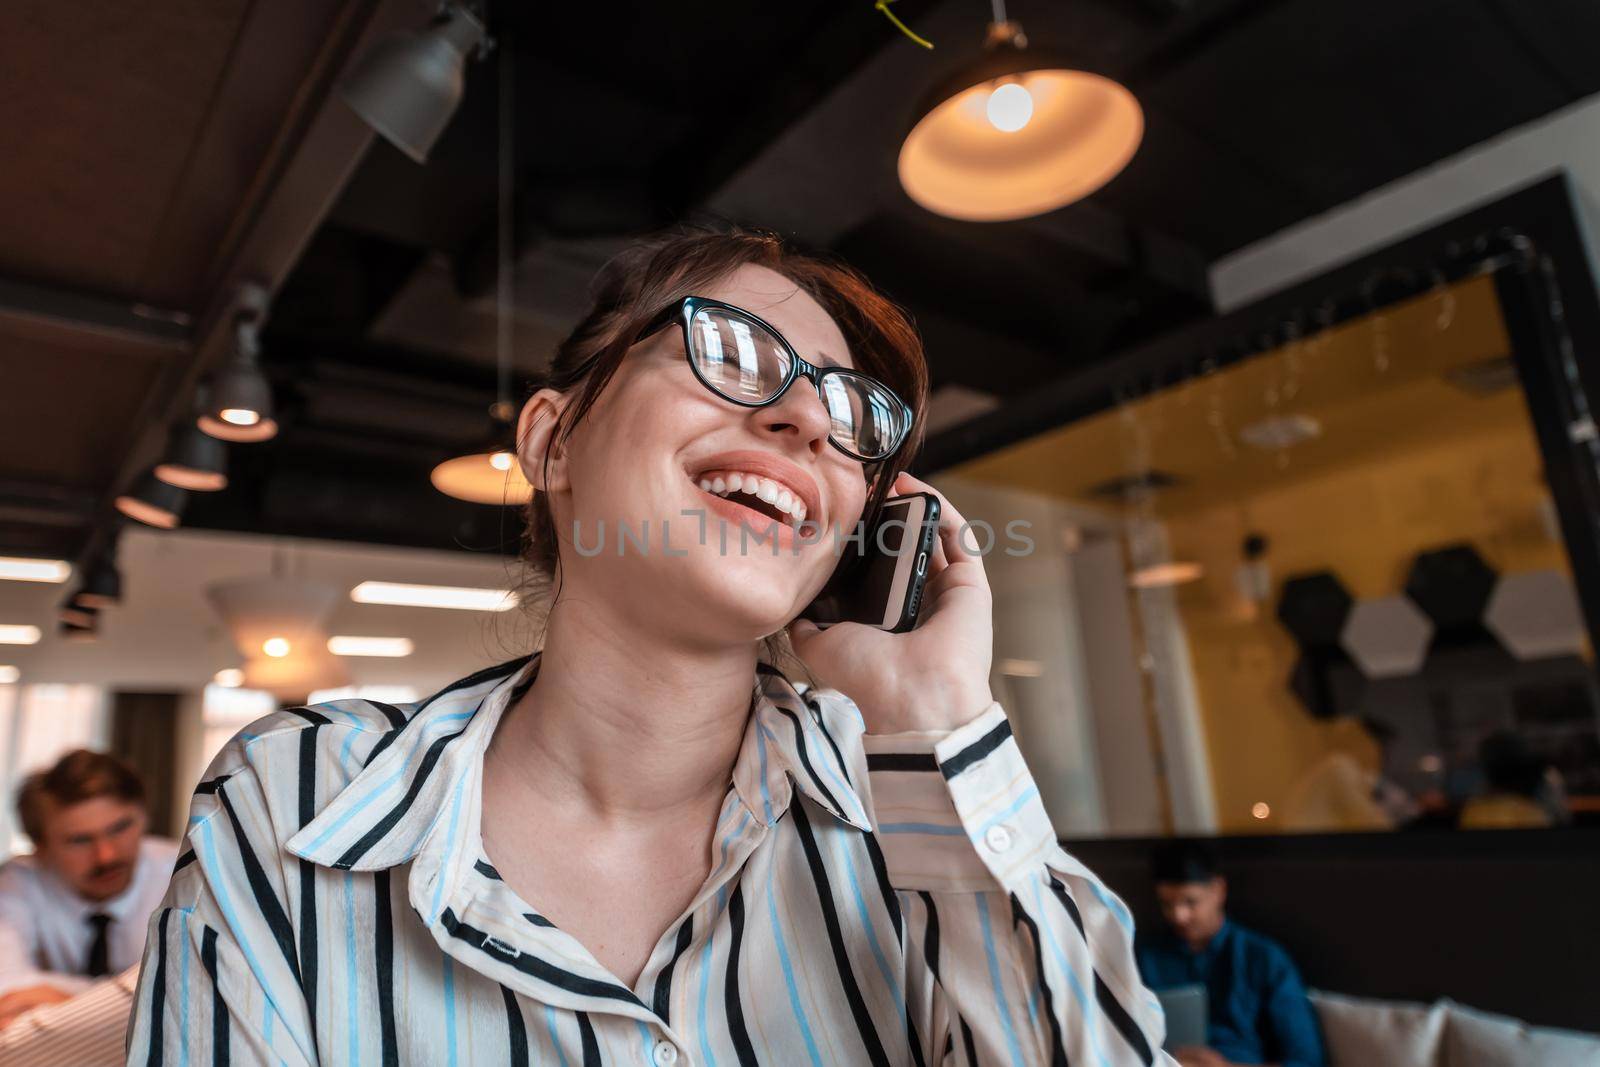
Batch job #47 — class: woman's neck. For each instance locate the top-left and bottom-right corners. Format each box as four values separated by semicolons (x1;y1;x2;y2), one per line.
484;598;760;830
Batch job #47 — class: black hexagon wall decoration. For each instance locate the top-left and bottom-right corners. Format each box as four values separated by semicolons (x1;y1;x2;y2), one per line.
1288;653;1341;720
1277;571;1354;648
1404;544;1497;633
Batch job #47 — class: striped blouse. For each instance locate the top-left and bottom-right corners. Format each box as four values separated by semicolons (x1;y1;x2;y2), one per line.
127;654;1169;1066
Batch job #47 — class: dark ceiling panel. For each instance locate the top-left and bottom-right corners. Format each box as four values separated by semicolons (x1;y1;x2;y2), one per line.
0;1;250;300
0;323;167;489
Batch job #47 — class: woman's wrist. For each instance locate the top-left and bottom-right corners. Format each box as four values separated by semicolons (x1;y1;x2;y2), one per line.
863;677;995;736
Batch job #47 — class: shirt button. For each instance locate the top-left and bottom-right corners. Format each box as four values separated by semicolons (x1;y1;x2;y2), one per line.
984;824;1014;853
653;1040;680;1066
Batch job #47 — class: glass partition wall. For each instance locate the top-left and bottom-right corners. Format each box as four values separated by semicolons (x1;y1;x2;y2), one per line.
934;266;1599;839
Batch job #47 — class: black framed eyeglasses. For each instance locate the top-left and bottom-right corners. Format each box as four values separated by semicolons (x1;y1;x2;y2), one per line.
638;296;915;463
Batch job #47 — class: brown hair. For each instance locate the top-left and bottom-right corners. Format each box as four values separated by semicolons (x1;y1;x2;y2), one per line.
517;225;930;612
17;749;145;842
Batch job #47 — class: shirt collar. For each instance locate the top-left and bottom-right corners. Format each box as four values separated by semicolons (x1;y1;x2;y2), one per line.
288;653;870;874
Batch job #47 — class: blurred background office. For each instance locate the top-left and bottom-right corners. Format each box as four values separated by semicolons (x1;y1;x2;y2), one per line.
2;2;1599;1064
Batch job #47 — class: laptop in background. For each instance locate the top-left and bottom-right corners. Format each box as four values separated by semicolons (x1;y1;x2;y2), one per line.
1156;984;1209;1051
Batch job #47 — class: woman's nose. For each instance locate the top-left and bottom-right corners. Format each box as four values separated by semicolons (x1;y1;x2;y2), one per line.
754;378;833;455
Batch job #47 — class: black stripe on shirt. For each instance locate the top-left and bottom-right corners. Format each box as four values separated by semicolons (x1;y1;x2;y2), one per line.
174;849;196;872
375;869;400;1067
860;829;904;946
959;1014;979;1067
866;752;939;773
575;1010;601;1067
201;924;231;1066
773;705;850;821
358;703;410;767
917;891;942;980
1094;973;1155;1066
939;719;1012;780
195;774;232;795
790;798;892;1067
441;909;645;1009
216;783;304;990
1010;893;1070;1067
286;707;332;728
500;984;529;1066
145;908;171;1067
475;859;503;880
417;655;533;712
1047;875;1153;1065
297;722;322;1036
725;884;759;1067
336;725;471;869
653;915;694;1026
524;912;556;928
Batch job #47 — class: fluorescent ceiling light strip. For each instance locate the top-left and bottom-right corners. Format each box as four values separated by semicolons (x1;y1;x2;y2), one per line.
0;625;43;645
350;581;517;612
0;557;71;583
327;635;415;658
0;665;19;684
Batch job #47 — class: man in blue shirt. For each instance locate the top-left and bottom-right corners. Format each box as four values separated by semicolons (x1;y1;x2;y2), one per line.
1135;842;1325;1067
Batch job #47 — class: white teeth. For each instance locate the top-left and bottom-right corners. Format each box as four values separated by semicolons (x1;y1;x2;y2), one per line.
694;469;812;526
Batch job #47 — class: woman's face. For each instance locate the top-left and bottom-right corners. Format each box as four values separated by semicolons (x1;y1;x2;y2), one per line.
531;263;873;645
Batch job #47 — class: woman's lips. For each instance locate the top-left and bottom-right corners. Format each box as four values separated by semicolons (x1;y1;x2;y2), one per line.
695;484;804;552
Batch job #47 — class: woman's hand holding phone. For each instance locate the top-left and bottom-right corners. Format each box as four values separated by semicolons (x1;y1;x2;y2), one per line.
786;471;995;735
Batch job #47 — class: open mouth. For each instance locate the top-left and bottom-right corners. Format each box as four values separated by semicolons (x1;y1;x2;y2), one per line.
691;469;810;530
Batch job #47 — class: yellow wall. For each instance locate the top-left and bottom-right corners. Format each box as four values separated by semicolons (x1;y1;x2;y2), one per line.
1166;389;1572;832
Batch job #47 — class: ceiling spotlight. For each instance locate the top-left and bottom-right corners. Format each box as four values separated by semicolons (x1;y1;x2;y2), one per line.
340;3;489;164
327;635;415;658
0;556;71;584
898;16;1142;221
115;472;187;530
75;552;123;609
0;625;42;646
155;423;229;491
199;284;277;443
350;580;516;611
262;636;292;658
213;667;245;688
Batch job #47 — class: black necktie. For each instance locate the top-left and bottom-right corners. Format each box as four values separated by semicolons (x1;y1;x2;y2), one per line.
85;912;112;978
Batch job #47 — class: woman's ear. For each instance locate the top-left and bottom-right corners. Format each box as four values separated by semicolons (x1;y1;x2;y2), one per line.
516;388;572;492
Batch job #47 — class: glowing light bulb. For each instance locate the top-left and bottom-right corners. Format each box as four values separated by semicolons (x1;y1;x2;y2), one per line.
262;637;291;658
986;82;1034;132
221;408;262;426
1251;802;1271;820
489;451;513;471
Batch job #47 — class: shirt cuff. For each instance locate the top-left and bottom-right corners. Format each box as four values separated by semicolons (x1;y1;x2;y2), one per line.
862;702;1056;892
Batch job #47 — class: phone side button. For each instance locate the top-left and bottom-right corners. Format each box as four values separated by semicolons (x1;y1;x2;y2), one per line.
915;551;927;576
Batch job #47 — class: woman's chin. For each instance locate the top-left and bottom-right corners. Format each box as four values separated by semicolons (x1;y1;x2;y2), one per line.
669;549;817;639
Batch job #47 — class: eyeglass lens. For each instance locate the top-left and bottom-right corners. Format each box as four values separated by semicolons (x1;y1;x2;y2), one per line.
688;306;906;459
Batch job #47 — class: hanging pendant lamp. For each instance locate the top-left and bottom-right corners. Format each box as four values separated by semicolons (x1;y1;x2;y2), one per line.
431;35;533;507
898;15;1142;222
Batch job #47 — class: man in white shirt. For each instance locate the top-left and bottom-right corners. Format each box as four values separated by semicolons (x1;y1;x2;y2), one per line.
0;749;177;1029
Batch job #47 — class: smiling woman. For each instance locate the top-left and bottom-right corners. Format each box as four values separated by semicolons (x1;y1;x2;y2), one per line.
126;225;1169;1067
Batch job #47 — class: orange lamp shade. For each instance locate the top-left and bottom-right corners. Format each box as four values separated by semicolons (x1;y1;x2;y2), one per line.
899;65;1143;222
430;450;534;506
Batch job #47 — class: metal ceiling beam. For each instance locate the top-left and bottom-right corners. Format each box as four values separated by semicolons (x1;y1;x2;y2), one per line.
0;276;189;350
